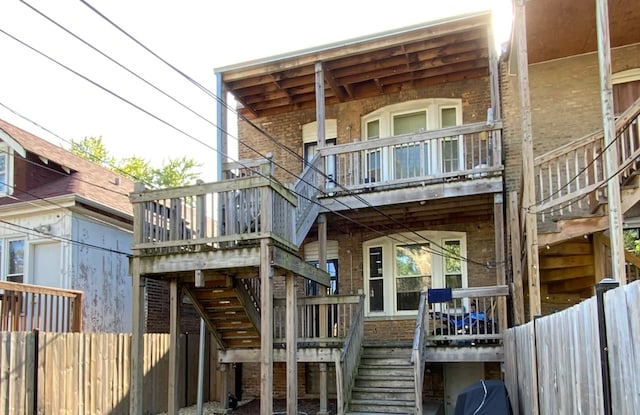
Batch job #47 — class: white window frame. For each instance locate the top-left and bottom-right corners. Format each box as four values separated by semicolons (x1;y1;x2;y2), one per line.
362;99;463;180
0;143;14;196
363;230;467;318
0;236;26;283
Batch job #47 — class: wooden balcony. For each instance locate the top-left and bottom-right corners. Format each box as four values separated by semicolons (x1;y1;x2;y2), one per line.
0;281;83;332
317;121;504;211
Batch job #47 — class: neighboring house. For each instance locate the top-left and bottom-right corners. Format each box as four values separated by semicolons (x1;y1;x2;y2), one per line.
129;1;640;414
0;119;134;332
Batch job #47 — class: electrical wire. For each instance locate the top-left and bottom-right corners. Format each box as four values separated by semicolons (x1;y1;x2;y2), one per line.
0;101;155;190
75;0;499;267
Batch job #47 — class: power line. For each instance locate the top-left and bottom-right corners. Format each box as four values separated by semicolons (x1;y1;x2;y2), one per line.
75;0;497;267
1;16;497;268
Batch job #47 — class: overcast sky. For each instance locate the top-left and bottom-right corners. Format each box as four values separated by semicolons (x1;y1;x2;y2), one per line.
0;0;511;182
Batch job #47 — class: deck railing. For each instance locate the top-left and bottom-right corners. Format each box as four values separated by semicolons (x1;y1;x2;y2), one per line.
0;281;83;332
337;295;365;415
534;98;640;223
426;285;508;346
317;121;503;193
130;174;298;254
273;294;362;345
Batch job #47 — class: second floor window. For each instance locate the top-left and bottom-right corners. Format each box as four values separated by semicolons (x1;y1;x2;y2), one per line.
0;144;13;195
1;238;25;283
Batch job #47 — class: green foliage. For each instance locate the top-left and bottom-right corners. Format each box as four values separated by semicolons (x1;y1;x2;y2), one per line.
71;136;201;188
623;229;640;255
70;136;116;167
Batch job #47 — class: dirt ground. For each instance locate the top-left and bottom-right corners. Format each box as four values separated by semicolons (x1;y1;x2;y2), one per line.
233;399;337;414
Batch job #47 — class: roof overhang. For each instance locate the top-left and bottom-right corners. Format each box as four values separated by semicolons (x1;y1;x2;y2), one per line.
216;12;493;119
525;0;640;64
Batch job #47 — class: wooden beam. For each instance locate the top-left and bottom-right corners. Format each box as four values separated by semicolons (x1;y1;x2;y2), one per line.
218;347;340;363
322;63;348;102
596;0;626;284
286;272;298;415
260;239;273;415
487;24;501;121
168;279;181;415
508;191;525;325
139;247;261;275
271;246;331;286
317;214;329;415
515;0;542;318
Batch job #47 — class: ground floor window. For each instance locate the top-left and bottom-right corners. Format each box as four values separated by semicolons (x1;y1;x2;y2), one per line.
363;231;467;317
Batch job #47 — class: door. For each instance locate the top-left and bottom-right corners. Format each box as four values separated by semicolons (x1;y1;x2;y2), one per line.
444;362;485;415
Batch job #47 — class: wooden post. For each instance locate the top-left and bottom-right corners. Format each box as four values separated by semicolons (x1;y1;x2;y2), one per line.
595;0;626;284
593;232;606;283
286;272;298;415
260;239;274;415
168;279;181;415
494;193;508;333
315;63;326;150
487;23;502;122
129;263;144;415
508;192;525;325
317;214;329;415
515;0;542;318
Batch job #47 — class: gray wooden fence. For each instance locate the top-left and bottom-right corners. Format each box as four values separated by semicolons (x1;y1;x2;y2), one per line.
0;332;218;414
504;280;640;414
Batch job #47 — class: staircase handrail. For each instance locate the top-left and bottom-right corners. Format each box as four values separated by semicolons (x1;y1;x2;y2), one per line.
293;153;322;247
533;97;640;219
337;294;365;415
535;98;640;166
411;289;429;415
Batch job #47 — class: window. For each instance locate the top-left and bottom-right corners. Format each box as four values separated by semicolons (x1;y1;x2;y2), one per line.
363;231;467;317
613;68;640;115
305;259;339;296
361;99;462;181
0;238;25;282
0;143;13;195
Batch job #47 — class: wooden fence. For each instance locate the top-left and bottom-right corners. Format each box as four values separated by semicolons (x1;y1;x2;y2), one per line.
0;332;217;415
504;280;640;414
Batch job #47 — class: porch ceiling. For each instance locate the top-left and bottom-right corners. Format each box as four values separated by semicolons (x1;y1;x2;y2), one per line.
526;0;640;64
311;193;496;237
216;13;491;119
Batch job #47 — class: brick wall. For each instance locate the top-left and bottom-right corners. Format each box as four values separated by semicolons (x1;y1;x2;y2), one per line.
144;278;201;334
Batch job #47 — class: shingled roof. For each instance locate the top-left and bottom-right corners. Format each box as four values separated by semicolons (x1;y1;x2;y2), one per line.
0;119;134;218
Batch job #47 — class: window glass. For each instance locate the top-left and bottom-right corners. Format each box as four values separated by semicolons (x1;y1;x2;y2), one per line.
393;111;426;135
441;107;457;128
444;240;462;289
368;247;384;312
8;239;24;283
305;258;339;296
395;244;431;311
0;152;7;194
367;120;380;139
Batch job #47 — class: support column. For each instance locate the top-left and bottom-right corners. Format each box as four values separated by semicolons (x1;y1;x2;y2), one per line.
493;193;508;333
129;257;144;415
260;239;274;415
596;0;626;284
317;214;329;415
168;278;181;415
286;272;298;415
515;0;541;318
508;192;525;325
219;363;229;409
195;270;205;415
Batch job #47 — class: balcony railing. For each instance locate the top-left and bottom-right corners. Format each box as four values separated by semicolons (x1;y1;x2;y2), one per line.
130;174;298;254
425;285;508;346
0;281;83;332
317;121;503;193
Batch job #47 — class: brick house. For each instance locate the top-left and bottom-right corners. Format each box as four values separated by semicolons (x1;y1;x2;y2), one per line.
129;1;640;414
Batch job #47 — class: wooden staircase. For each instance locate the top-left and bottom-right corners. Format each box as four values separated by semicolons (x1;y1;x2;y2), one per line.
347;344;418;415
184;277;261;349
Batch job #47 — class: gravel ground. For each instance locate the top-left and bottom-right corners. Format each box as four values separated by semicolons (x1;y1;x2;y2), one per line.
157;398;337;414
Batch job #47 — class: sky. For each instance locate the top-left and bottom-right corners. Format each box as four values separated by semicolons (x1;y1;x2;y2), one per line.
0;0;512;182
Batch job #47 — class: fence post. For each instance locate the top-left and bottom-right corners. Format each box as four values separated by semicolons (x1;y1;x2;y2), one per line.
596;278;619;415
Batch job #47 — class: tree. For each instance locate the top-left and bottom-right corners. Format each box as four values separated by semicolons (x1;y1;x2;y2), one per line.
69;136;201;187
